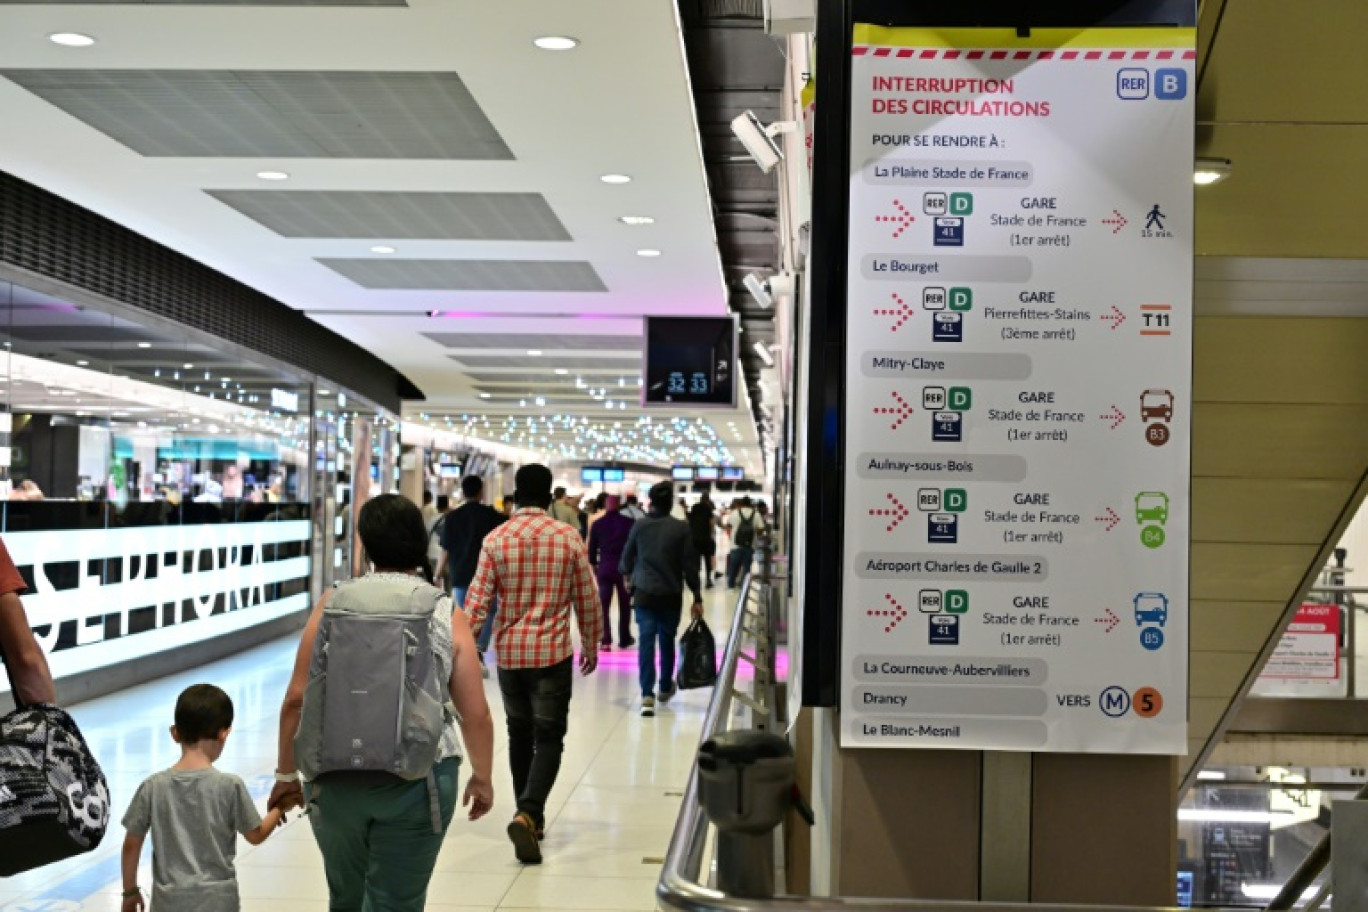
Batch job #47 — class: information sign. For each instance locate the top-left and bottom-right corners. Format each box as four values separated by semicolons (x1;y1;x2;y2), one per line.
840;25;1194;753
1258;603;1341;683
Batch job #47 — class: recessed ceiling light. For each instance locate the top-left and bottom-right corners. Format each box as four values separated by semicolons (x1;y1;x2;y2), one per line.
182;363;194;369
370;245;397;254
600;174;632;185
49;32;95;47
76;360;89;367
534;36;579;51
636;249;662;258
528;349;543;357
137;342;151;349
554;368;568;375
256;170;290;181
1194;157;1232;186
479;393;492;400
619;216;655;226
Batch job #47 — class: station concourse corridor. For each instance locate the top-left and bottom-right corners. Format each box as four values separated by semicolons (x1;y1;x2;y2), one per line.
0;586;737;912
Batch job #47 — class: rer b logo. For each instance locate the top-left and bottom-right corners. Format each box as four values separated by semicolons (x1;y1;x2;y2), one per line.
1118;67;1187;101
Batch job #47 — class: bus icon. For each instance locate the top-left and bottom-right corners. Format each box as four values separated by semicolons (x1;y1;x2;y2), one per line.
1140;389;1174;423
1133;592;1168;627
1135;492;1169;525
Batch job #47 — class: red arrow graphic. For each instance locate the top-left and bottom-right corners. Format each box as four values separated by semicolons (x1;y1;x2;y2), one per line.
875;200;916;239
1095;507;1121;532
1103;305;1126;331
873;392;915;430
868;593;909;633
1100;405;1126;429
869;493;910;532
1102;209;1128;234
874;293;915;331
1095;608;1120;633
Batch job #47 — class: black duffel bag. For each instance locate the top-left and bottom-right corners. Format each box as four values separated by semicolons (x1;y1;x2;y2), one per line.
0;683;110;875
677;616;718;690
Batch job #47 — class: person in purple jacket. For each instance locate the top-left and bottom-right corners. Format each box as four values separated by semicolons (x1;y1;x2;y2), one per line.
587;495;636;650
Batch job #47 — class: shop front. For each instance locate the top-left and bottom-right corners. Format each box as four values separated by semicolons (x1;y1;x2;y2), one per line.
0;277;395;697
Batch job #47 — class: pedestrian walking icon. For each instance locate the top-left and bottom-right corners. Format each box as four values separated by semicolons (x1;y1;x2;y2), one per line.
1145;205;1166;232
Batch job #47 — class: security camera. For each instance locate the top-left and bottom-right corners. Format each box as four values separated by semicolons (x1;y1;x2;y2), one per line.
730;111;796;174
743;272;772;309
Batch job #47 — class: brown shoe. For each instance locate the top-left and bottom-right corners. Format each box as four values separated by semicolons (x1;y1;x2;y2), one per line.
507;812;542;864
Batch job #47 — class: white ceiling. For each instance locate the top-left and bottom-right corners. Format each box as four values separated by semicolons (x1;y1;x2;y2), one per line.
0;0;766;474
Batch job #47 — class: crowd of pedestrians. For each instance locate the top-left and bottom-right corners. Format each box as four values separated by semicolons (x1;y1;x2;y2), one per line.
0;465;768;911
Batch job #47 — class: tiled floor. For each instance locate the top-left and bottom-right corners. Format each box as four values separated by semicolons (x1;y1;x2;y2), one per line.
0;585;736;911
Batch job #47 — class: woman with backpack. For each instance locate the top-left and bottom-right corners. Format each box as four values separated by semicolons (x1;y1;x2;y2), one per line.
268;494;495;911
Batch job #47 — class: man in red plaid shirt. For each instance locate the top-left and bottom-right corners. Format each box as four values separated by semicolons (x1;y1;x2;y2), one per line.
465;464;602;865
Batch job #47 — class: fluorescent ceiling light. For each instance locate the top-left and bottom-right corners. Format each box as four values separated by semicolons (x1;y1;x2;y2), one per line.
76;360;89;367
1176;809;1290;823
182;363;194;369
527;349;543;357
636;249;662;258
534;36;579;51
137;342;151;349
370;245;396;254
1196;770;1227;781
554;368;568;375
753;342;775;367
619;216;655;225
479;393;492;399
600;174;632;184
49;32;95;47
1194;158;1231;186
256;170;290;181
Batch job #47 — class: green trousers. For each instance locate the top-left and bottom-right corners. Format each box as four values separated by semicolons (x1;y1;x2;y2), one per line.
305;757;460;912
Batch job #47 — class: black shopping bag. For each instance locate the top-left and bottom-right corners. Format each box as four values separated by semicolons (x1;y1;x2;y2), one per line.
677;617;718;690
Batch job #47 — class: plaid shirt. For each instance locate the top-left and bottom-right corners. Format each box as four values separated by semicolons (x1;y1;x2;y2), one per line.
465;507;603;669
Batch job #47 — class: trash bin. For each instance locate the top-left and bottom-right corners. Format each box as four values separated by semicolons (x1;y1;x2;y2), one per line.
696;731;795;898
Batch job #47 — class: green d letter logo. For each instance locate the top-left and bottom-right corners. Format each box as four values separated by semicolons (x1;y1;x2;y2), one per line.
949;287;973;311
949;387;972;411
944;488;967;512
946;590;970;613
950;192;974;215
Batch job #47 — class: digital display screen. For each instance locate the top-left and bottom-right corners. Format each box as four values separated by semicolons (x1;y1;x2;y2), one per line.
696;467;720;481
602;468;625;482
671;466;695;481
721;466;745;481
643;316;737;407
581;467;604;483
438;462;464;479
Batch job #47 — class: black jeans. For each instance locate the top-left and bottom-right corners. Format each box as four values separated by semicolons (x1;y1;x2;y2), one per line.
497;657;573;829
597;571;632;645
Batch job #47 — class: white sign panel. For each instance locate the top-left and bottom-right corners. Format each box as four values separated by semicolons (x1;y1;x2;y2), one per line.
6;521;311;681
841;26;1194;753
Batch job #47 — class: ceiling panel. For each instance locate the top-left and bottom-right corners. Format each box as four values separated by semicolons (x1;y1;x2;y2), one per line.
206;190;570;241
0;1;406;4
0;70;511;159
422;332;638;351
319;258;606;292
448;353;639;370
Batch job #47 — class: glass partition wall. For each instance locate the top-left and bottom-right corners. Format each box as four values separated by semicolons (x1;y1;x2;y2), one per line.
0;277;386;685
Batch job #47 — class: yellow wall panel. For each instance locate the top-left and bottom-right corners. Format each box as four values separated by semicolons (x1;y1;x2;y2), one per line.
1193;403;1368;480
1191;478;1353;544
1190;601;1285;654
1189;651;1256;699
1195;317;1368;404
1191;542;1321;602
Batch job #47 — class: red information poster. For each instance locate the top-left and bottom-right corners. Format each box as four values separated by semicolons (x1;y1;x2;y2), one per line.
1259;603;1341;682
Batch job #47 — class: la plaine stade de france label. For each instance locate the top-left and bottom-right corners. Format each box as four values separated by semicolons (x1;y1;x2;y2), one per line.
840;26;1195;754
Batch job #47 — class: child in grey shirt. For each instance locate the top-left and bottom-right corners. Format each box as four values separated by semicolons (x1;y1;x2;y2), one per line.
120;684;287;912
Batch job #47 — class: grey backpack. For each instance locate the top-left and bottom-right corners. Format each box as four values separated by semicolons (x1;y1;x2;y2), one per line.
294;576;452;785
